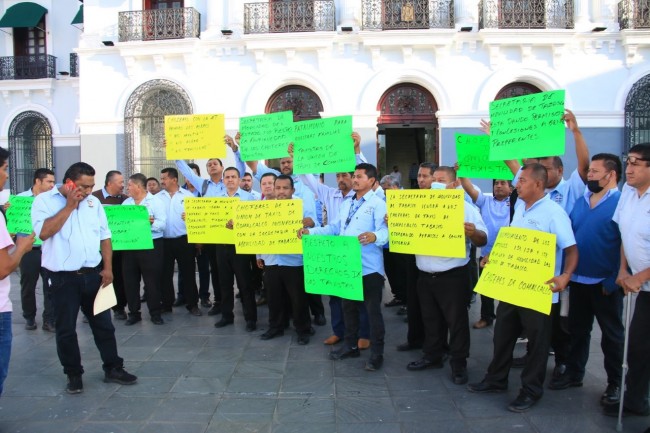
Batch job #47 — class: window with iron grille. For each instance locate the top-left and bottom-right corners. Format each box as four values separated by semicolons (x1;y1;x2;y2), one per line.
8;111;53;194
494;82;542;100
625;74;650;151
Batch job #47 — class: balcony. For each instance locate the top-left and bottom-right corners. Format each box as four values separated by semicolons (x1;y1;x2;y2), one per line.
118;7;200;42
479;0;574;29
361;0;454;30
244;1;335;34
0;54;56;81
619;0;650;29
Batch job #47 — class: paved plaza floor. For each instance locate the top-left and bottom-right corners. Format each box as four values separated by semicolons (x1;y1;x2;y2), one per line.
0;272;647;433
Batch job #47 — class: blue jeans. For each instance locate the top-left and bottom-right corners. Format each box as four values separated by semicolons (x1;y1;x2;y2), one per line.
0;312;11;396
48;270;123;376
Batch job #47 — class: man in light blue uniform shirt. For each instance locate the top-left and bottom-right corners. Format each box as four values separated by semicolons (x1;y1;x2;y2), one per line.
121;173;166;326
32;162;137;394
301;163;389;371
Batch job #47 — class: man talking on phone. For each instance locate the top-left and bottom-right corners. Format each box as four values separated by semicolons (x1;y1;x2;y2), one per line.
31;162;137;394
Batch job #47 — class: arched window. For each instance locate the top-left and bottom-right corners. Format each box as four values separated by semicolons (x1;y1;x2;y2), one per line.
377;83;437;124
265;85;323;121
624;74;650;150
494;82;542;100
124;79;192;178
7;111;53;194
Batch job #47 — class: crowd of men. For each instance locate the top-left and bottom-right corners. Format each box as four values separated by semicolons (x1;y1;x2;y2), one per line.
0;112;648;424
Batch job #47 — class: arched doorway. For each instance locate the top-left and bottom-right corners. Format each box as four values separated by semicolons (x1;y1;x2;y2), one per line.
8;111;53;194
124;79;193;178
494;81;542;100
376;83;438;186
624;74;650;151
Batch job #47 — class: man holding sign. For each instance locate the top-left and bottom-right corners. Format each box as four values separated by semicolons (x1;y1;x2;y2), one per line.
468;163;577;413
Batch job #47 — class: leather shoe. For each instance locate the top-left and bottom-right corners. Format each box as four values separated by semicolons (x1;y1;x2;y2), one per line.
600;383;620;406
313;314;327;326
358;338;370;350
396;306;407;316
467;381;507;393
507;392;539;413
407;357;444;371
451;367;468;385
25;319;37;330
200;299;212;308
151;315;164;325
125;316;141;326
173;298;186;307
207;305;221;316
297;334;310;345
365;354;384;371
260;328;284;340
396;342;422;352
214;318;234;328
329;346;360;360
472;319;492;329
41;322;56;333
245;321;257;332
552;363;567;378
113;309;127;320
323;335;341;345
189;306;202;317
548;373;582;390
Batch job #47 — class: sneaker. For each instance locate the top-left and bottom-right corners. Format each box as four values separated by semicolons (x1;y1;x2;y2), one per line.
151;315;164;325
104;367;137;385
200;299;212;308
25;319;37;330
189;306;202;317
66;374;83;394
42;322;56;333
365;354;384;371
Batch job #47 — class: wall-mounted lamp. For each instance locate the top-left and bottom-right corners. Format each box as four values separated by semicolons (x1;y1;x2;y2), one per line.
221;29;233;36
592;26;607;32
102;40;114;46
459;26;473;32
341;26;353;32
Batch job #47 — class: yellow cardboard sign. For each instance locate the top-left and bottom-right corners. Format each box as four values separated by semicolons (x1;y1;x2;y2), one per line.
185;197;237;244
234;199;303;254
474;227;556;315
386;189;465;258
164;114;226;159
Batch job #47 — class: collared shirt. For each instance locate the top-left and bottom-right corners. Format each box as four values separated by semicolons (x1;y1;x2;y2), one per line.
249;190;262;200
92;187;127;206
122;192;166;240
513;168;585;215
299;173;355;226
0;213;15;312
175;160;227;198
17;188;34;198
415;204;488;273
310;189;388;276
217;188;255;201
512;195;576;302
32;188;111;271
475;193;510;255
156;188;194;238
613;183;650;292
572;187;619;284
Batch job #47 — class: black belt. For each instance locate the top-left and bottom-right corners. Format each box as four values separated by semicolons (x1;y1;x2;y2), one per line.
55;266;101;275
419;264;467;278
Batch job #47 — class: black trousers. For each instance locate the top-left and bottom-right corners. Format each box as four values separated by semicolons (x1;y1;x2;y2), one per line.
162;236;199;310
484;301;552;399
383;249;408;302
308;294;324;318
111;250;127;311
566;282;623;384
265;265;310;335
417;265;470;368
405;255;424;345
122;238;163;317
478;257;495;323
550;300;570;365
215;244;256;323
19;248;52;323
202;244;221;305
342;272;385;356
624;291;650;413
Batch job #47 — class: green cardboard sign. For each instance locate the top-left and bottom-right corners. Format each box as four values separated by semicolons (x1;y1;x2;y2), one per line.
456;134;514;180
293;116;356;174
239;111;295;161
303;235;363;301
489;90;565;161
6;195;42;246
104;205;153;251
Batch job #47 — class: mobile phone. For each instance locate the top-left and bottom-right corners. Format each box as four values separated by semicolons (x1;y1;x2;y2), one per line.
65;179;76;190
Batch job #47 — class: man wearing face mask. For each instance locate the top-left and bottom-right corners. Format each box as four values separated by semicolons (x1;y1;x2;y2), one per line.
548;154;624;407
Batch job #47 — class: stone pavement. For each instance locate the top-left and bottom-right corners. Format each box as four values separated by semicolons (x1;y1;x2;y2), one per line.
0;272;647;433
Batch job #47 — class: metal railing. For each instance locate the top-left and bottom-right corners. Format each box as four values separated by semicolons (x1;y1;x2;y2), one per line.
0;54;56;80
118;7;201;42
479;0;574;29
244;0;335;34
361;0;454;30
619;0;650;28
70;53;79;77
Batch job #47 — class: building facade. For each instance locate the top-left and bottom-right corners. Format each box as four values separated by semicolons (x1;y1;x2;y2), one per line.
2;0;650;192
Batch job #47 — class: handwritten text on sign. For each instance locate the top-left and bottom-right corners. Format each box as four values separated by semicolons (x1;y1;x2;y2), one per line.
386;189;465;258
474;227;556;315
164;114;226;160
455;134;514;180
293;116;356;174
303;236;363;301
239;111;294;161
6;195;42;246
104;205;153;251
234;199;303;254
489;90;565;161
185;197;237;244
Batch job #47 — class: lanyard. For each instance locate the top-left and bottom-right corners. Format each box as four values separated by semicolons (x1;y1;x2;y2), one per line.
344;197;365;229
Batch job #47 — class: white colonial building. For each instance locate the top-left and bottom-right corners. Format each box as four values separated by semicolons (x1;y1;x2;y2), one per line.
1;0;650;192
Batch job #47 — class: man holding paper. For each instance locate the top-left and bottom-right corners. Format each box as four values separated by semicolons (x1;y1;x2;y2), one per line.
32;162;137;394
468;163;577;413
299;163;389;371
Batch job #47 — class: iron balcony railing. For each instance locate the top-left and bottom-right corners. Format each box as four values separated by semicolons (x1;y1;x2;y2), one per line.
619;0;650;29
244;0;335;34
479;0;574;29
118;7;201;42
361;0;454;30
0;54;56;80
70;53;79;77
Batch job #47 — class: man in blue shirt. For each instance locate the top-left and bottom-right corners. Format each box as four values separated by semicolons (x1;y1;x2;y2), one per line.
300;163;389;371
468;163;578;413
32;162;137;394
